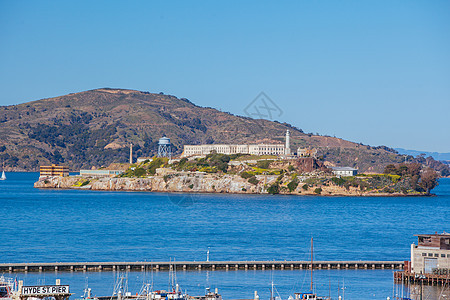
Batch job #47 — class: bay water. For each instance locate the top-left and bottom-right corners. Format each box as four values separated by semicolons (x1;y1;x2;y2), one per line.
1;173;449;299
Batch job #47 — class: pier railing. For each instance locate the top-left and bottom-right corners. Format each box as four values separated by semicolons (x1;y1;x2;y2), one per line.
0;260;404;273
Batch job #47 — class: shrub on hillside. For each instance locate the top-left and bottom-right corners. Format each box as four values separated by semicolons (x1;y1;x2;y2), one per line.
287;179;299;192
134;167;146;177
147;157;169;175
256;160;273;169
248;176;259;185
241;171;253;179
267;182;280;194
331;177;345;186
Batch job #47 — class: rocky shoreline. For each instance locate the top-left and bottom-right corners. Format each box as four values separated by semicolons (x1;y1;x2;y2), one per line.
34;174;429;197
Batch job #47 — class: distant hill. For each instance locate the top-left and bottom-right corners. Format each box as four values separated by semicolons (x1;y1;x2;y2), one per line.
0;88;448;175
395;148;450;161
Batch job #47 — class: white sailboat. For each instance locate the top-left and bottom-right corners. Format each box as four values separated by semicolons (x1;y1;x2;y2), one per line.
290;237;331;300
1;162;5;180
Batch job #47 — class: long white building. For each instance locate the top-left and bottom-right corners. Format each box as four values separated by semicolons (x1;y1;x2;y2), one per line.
182;130;291;157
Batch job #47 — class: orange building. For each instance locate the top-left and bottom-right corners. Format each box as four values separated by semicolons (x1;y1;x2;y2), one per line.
40;164;69;177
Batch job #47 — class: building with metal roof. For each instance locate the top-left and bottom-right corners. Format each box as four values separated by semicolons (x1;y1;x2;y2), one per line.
331;167;358;176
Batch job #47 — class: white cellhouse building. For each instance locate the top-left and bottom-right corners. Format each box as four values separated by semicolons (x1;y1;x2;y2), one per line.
181;131;291;157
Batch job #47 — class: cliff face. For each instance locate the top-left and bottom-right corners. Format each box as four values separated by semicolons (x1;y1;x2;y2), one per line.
34;174;268;194
34;174;427;197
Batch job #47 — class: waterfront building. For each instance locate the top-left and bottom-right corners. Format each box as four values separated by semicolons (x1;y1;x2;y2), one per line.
39;164;69;177
411;232;450;274
79;169;124;177
331;167;358;176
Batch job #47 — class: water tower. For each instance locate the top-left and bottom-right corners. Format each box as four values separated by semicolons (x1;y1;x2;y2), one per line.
158;136;172;159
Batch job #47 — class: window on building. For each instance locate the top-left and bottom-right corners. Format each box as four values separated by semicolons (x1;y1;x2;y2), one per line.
428;253;433;257
422;253;426;256
419;236;432;244
441;254;445;258
434;254;439;257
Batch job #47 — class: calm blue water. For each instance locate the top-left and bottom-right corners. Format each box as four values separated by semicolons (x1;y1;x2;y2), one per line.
1;173;449;299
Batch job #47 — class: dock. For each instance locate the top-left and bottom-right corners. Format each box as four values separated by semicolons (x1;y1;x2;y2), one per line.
394;271;450;286
0;260;404;273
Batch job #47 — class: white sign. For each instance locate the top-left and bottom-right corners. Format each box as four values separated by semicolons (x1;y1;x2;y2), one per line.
22;285;70;295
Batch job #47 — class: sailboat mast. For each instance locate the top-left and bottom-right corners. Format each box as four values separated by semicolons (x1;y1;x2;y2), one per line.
271;281;274;300
311;237;313;292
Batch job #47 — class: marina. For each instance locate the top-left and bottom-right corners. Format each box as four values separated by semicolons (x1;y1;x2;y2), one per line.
4;270;449;300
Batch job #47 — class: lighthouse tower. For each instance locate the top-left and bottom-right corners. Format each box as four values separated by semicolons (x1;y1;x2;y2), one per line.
285;130;291;156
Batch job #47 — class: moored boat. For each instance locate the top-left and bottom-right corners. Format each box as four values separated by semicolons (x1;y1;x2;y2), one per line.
0;276;15;300
291;293;330;300
288;238;331;300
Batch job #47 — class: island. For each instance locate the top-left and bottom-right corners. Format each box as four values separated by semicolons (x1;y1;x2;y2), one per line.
34;152;438;196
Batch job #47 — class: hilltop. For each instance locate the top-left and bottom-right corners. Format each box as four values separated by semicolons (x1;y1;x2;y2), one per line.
0;88;448;174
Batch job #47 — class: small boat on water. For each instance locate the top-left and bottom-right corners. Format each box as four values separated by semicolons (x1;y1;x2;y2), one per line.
290;293;330;300
192;287;222;300
0;171;6;181
138;286;188;300
288;238;331;300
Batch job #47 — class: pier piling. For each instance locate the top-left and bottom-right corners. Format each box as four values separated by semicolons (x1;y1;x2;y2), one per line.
0;261;404;273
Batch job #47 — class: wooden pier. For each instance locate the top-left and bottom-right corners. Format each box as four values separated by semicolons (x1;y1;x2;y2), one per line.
394;271;450;286
0;260;404;273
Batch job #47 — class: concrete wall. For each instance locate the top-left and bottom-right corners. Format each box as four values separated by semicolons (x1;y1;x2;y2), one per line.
411;243;450;273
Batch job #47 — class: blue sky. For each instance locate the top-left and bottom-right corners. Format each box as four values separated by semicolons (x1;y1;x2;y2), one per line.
1;1;449;152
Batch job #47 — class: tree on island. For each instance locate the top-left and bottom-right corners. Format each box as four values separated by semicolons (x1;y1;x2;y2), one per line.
419;168;439;194
384;163;438;194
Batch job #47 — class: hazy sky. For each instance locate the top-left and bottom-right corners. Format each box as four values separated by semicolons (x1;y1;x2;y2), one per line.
1;1;449;152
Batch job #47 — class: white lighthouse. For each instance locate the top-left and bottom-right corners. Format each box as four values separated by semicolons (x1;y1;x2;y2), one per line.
285;130;291;156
